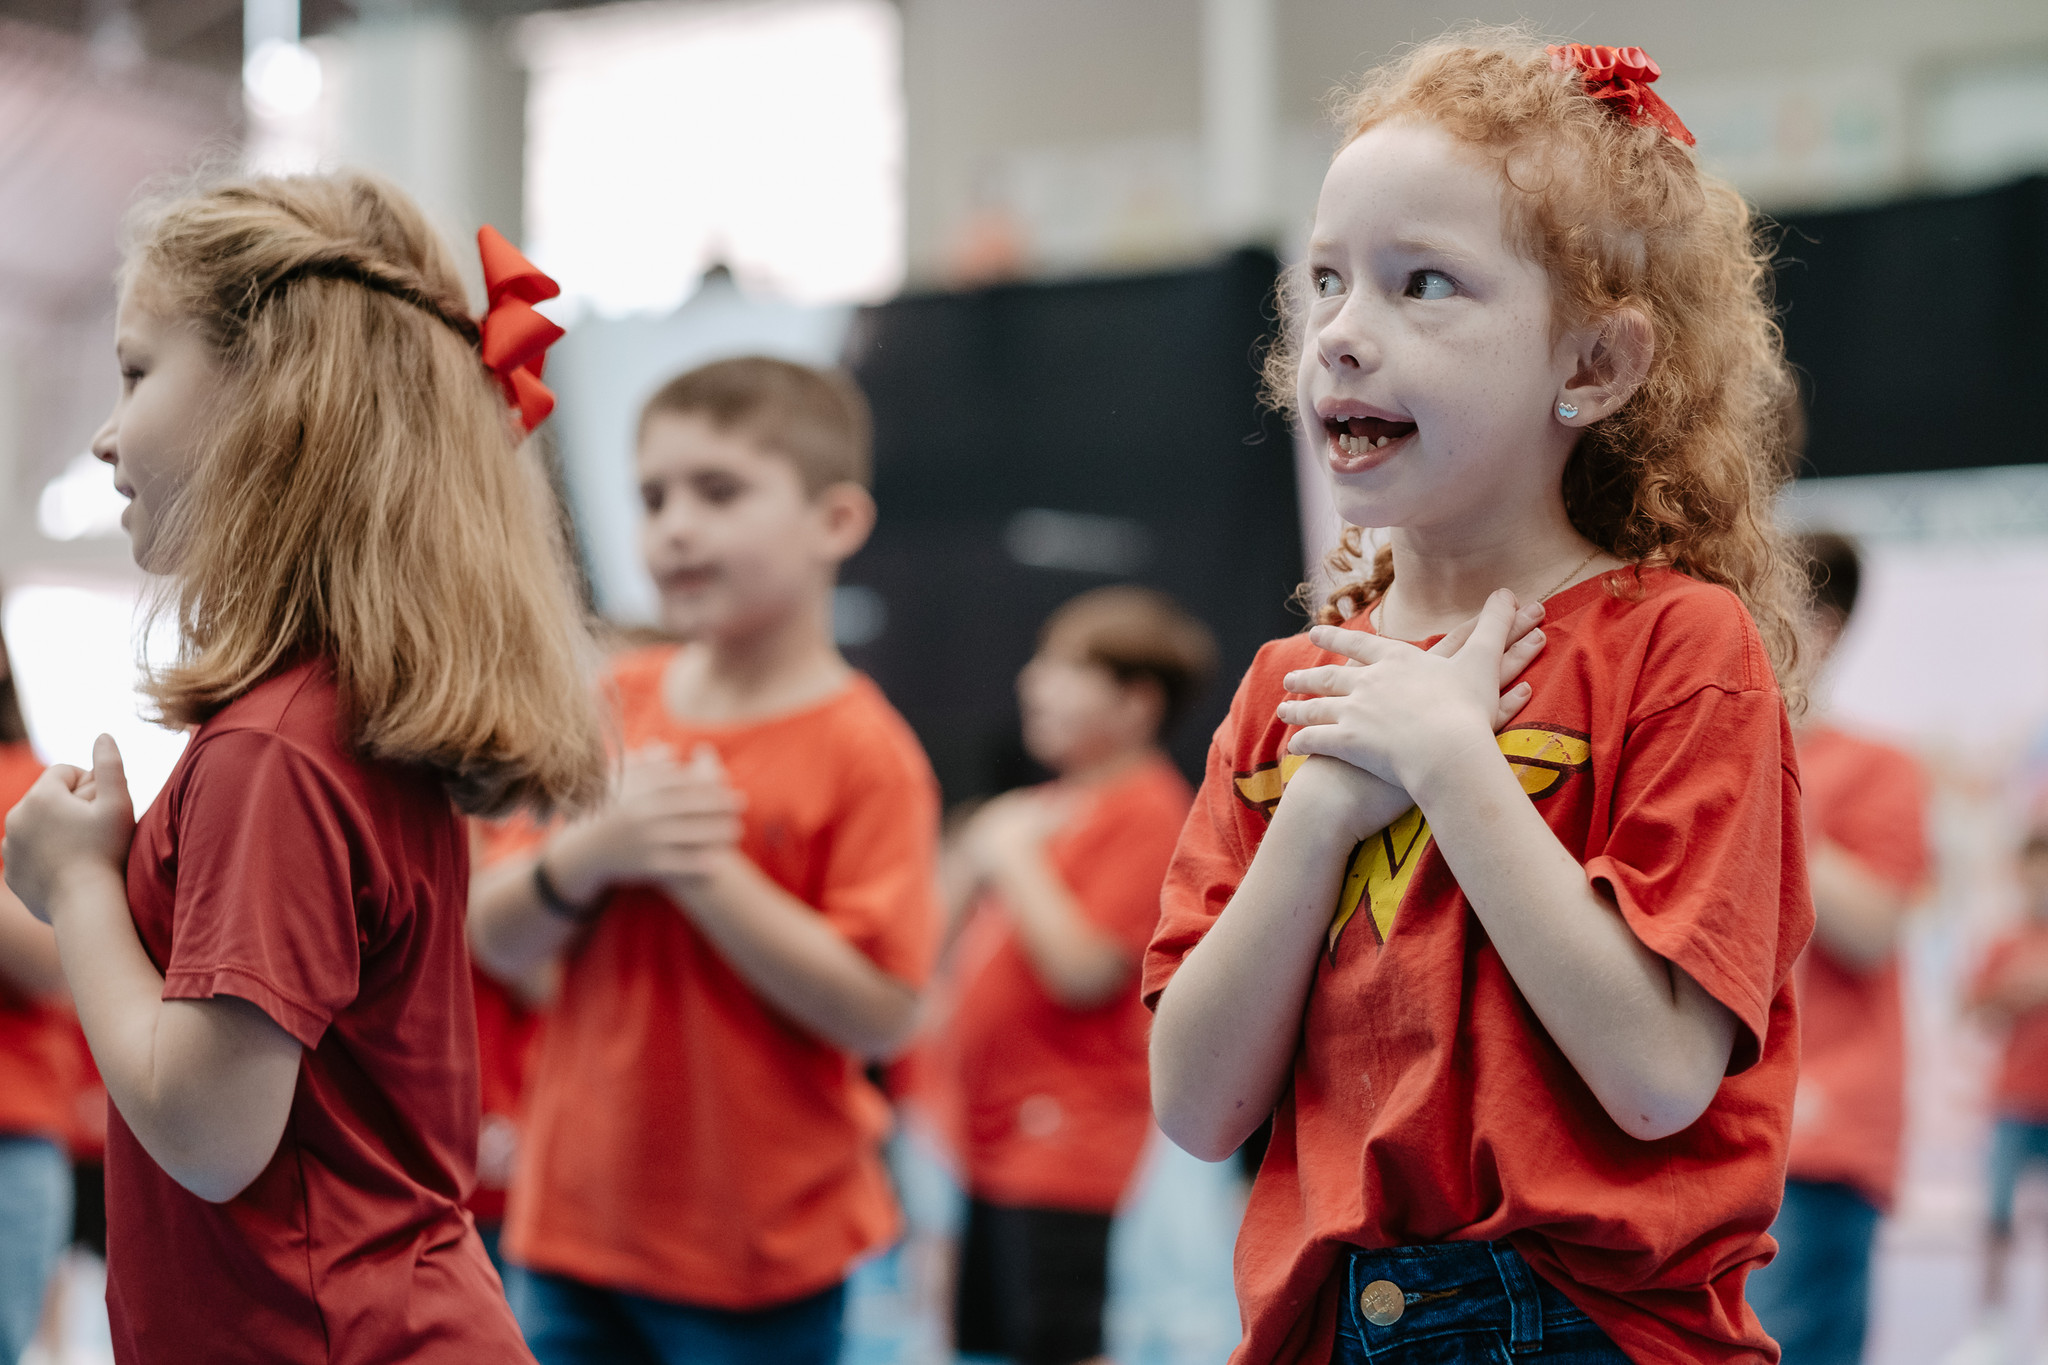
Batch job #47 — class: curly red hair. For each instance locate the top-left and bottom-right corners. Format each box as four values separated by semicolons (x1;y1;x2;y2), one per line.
1268;26;1806;703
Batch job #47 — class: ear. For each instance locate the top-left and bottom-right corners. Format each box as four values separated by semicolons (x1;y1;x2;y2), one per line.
813;482;878;563
1556;306;1654;429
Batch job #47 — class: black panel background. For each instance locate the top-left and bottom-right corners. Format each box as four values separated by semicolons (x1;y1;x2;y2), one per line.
1774;174;2048;478
839;249;1301;804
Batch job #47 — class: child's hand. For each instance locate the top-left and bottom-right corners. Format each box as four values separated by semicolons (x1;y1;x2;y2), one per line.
958;789;1072;880
547;744;745;897
1;734;137;923
1277;590;1542;800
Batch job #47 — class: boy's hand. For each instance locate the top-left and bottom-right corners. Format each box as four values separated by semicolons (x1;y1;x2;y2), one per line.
546;744;744;900
2;734;137;923
959;789;1072;879
1277;591;1543;801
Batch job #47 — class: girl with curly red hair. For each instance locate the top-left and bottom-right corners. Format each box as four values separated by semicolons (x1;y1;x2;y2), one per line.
1147;29;1811;1365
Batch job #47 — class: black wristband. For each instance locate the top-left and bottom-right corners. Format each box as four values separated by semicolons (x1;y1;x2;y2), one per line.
532;854;600;924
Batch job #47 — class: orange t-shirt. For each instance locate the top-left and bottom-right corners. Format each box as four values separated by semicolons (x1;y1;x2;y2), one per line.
1973;926;2048;1120
1143;569;1811;1365
504;646;942;1309
1784;725;1930;1211
0;742;81;1143
927;755;1191;1212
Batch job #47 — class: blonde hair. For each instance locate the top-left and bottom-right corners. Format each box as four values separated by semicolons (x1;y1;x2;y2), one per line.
126;170;607;816
639;355;873;493
1270;27;1806;701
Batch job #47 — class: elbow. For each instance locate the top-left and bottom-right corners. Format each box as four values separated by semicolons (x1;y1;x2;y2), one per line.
1600;1071;1721;1143
1149;1064;1254;1163
162;1147;270;1204
1156;1112;1242;1165
847;984;922;1062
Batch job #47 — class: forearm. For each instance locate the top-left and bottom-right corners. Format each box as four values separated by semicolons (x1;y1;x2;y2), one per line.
1415;743;1736;1141
1807;840;1907;972
468;853;582;983
49;866;297;1200
1151;784;1359;1162
672;855;917;1058
986;850;1133;1009
0;886;65;997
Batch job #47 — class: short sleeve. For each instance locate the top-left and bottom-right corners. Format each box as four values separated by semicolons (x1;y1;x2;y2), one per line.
1813;746;1932;894
1058;782;1190;959
813;724;943;988
1584;685;1810;1074
160;731;365;1048
1142;675;1263;1011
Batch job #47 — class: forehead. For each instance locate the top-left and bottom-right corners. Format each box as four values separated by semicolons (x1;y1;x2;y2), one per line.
636;410;794;479
1312;119;1512;258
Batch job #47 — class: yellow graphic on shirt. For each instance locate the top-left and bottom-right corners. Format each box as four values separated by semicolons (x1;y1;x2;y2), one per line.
1233;726;1591;956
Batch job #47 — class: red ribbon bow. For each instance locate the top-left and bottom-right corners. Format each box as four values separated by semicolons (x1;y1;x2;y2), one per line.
477;225;566;433
1547;44;1696;147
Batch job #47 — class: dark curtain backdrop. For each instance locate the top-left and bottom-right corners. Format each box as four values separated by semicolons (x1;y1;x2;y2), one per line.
1775;173;2048;478
841;248;1299;803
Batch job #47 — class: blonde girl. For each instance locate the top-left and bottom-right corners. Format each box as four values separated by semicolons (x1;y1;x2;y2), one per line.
1;171;606;1365
1146;31;1811;1365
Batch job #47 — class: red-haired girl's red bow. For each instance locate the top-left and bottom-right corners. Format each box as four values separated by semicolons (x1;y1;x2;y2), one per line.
1547;44;1696;147
476;225;566;433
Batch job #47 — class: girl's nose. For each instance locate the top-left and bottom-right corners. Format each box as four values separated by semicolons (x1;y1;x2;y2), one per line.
1315;303;1381;374
89;415;118;466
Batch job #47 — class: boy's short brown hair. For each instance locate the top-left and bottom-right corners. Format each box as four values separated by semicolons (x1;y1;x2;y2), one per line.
638;356;873;493
1040;586;1219;733
1799;530;1861;621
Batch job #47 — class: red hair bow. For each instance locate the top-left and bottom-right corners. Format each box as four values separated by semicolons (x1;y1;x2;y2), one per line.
1547;44;1696;147
477;225;566;433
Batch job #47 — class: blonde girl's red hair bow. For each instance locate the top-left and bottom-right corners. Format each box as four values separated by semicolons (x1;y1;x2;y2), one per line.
476;225;566;433
1547;44;1696;147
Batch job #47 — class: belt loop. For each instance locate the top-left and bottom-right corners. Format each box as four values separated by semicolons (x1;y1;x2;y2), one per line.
1486;1243;1544;1353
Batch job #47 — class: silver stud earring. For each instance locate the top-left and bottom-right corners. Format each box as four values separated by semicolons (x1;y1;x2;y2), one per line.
1556;401;1580;420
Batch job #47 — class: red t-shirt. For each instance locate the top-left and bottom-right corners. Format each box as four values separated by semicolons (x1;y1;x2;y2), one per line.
1784;725;1930;1210
504;645;942;1309
1143;569;1811;1365
0;742;81;1142
109;662;529;1365
1973;925;2048;1120
927;754;1191;1212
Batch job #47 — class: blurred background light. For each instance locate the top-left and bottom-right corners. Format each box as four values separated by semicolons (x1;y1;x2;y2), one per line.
520;0;905;317
36;452;126;542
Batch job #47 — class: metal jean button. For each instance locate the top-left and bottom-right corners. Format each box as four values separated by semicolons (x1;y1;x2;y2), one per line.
1358;1278;1405;1326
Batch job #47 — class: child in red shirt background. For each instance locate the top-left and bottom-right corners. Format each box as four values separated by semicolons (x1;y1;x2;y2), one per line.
1949;829;2048;1362
1745;531;1933;1365
918;585;1215;1365
1145;31;1812;1365
0;618;79;1365
468;356;941;1365
1;171;610;1365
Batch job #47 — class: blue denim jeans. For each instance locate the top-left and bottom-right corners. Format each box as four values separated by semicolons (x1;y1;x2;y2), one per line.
1330;1242;1629;1363
1985;1115;2048;1231
1744;1177;1879;1365
507;1264;845;1365
0;1135;72;1365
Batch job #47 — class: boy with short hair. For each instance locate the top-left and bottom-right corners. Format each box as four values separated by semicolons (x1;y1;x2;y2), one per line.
926;585;1216;1365
1745;531;1933;1365
469;355;942;1365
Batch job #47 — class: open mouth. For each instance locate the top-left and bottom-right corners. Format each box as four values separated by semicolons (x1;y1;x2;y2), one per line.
1325;414;1417;459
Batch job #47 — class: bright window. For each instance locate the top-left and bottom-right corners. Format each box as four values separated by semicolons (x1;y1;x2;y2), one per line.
521;0;904;316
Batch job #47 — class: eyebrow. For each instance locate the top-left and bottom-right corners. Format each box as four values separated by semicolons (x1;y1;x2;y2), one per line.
1306;233;1481;263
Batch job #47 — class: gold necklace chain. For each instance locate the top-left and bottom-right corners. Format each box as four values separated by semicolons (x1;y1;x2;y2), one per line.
1371;548;1604;638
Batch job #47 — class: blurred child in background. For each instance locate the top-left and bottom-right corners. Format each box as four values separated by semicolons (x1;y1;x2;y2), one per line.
927;585;1214;1365
1949;830;2048;1365
1746;531;1932;1365
469;356;942;1365
1146;31;1813;1365
0;608;78;1365
1;171;609;1365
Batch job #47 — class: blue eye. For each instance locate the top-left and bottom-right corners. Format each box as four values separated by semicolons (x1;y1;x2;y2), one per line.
1312;269;1344;299
1407;270;1456;300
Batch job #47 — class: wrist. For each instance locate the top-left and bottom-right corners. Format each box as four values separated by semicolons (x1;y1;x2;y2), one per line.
45;860;127;927
1271;760;1387;853
1402;728;1509;813
531;852;602;924
540;826;611;906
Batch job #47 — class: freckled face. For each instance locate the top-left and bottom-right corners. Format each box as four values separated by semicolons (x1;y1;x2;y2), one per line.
90;280;224;571
1298;119;1578;538
636;413;836;642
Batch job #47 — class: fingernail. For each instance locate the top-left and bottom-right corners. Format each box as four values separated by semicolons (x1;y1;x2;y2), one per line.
1529;629;1543;642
